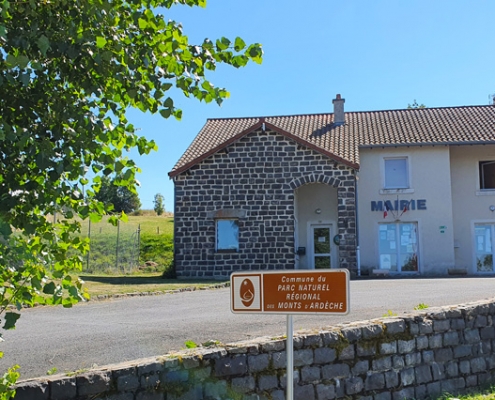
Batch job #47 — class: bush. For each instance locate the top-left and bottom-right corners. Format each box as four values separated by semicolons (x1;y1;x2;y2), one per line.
161;261;176;279
140;232;174;276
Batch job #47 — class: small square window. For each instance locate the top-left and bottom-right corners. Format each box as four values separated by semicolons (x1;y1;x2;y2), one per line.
216;219;239;252
384;158;409;189
479;161;495;190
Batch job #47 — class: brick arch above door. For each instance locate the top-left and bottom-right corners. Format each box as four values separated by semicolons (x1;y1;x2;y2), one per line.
289;173;343;190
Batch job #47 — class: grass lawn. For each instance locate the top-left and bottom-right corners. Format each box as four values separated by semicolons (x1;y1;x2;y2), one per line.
79;273;228;297
439;386;495;399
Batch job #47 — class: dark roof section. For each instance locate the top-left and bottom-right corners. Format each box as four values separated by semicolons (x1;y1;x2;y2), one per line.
169;105;495;177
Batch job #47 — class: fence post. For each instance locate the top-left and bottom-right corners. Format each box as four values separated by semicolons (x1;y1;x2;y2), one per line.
138;224;141;267
116;219;120;272
87;219;91;271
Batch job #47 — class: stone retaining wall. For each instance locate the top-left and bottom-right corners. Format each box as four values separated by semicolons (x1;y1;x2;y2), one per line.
15;297;495;400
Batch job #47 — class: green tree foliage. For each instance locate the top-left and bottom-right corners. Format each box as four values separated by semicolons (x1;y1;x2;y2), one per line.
153;193;165;216
0;0;262;392
95;175;142;214
0;364;19;400
407;99;426;109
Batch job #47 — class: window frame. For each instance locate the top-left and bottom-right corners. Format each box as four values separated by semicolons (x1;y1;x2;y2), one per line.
479;160;495;191
383;157;409;190
215;218;239;252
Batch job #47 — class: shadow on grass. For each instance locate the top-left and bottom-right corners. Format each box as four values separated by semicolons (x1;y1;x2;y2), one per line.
79;275;221;286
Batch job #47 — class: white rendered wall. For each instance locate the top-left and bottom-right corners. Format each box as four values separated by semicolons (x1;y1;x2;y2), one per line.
450;145;495;273
357;146;455;274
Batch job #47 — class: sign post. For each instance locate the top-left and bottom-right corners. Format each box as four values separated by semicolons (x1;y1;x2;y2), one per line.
230;269;350;400
286;314;293;400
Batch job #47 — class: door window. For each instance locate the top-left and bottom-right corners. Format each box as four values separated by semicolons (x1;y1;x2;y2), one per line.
312;226;331;269
378;222;418;272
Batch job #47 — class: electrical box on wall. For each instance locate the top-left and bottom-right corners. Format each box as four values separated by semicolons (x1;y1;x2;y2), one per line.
296;247;306;256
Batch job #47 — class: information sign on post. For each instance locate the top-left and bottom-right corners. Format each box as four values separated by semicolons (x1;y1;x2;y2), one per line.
231;269;349;315
230;269;350;400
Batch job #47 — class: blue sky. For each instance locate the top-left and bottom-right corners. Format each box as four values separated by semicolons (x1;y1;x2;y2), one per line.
129;1;495;210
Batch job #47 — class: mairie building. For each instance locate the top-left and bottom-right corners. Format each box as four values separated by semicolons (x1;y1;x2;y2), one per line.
169;95;495;278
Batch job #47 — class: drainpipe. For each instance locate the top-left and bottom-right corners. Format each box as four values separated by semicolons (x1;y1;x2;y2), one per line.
293;190;299;270
355;171;361;276
173;178;178;276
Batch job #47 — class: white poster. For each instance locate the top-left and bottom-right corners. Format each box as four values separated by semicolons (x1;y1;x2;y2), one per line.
478;236;484;251
387;230;395;241
380;254;391;269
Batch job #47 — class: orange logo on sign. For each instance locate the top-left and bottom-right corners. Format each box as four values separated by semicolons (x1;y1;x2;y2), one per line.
240;279;255;307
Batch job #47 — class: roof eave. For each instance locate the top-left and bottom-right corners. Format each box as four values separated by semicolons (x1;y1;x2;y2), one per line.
359;140;495;149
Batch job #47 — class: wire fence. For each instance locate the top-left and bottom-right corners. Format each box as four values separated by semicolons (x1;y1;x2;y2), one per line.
79;219;141;274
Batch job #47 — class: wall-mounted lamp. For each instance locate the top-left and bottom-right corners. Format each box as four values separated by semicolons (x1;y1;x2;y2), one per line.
315;208;322;214
490;205;495;212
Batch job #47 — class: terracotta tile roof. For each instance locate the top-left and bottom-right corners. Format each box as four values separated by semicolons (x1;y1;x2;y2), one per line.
355;105;495;146
169;105;495;177
171;117;261;176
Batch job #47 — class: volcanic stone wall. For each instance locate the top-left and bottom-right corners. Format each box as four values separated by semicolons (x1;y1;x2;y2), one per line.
14;297;495;400
172;128;357;278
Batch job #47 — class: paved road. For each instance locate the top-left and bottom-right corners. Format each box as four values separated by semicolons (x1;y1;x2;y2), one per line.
1;277;495;380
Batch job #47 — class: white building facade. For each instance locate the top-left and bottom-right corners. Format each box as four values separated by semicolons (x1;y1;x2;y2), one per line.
358;143;495;275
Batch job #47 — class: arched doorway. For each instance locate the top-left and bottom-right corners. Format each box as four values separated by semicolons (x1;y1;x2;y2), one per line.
295;183;339;269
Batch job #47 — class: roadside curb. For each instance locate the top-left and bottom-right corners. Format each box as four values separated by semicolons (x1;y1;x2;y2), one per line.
90;281;231;302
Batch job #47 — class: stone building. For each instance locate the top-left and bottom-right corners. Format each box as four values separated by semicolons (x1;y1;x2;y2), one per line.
170;96;495;278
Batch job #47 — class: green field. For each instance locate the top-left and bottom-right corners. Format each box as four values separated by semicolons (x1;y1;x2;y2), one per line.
81;214;174;236
79;214;174;276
